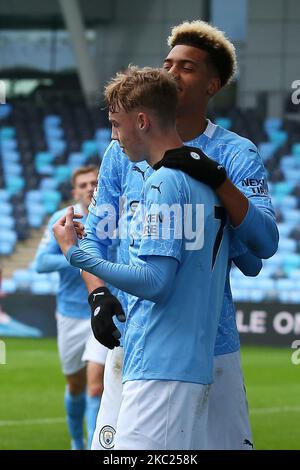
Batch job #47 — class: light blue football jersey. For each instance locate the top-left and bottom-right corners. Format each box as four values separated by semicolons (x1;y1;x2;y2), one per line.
122;164;229;384
86;120;276;355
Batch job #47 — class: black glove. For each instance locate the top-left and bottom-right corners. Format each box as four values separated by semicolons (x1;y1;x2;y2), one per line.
89;287;125;349
153;146;227;190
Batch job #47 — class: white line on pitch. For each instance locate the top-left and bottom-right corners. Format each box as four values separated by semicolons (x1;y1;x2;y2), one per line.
250;405;300;415
0;417;65;427
0;405;300;427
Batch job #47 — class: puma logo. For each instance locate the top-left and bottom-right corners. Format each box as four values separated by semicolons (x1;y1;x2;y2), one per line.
243;439;254;449
151;182;163;194
93;292;105;301
133;165;146;180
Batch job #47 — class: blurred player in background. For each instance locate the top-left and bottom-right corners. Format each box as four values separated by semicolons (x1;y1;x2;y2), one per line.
81;21;278;450
34;165;107;450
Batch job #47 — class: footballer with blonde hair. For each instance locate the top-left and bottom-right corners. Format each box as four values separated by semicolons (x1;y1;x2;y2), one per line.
79;20;278;450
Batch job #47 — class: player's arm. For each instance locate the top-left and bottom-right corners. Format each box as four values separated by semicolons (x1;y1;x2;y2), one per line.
229;232;262;277
80;211;110;292
81;142;122;294
54;170;183;300
67;247;177;303
35;214;70;273
53;205;178;349
155;146;278;259
215;178;278;259
232;251;262;277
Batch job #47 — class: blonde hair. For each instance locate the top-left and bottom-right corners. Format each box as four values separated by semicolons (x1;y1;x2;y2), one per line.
72;165;98;187
168;20;237;87
104;65;178;127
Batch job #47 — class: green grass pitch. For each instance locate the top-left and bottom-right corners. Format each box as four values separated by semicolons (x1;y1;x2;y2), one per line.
0;338;299;450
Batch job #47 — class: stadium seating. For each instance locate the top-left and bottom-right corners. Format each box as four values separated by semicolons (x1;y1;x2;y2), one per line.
2;99;300;303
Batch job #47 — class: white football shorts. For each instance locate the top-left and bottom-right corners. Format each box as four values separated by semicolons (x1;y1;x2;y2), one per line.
82;333;108;365
56;312;91;375
91;347;253;450
114;379;210;450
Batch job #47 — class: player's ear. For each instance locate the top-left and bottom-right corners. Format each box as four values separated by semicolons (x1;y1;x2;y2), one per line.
137;112;150;131
207;76;221;97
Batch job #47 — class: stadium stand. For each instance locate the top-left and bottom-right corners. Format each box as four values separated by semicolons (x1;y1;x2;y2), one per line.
1;98;300;301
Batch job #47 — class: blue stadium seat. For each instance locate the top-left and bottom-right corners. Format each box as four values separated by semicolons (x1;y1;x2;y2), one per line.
31;280;53;295
0;138;17;151
41;189;61;214
47;139;66;156
3;162;22;177
273;181;294;198
68;152;87;169
265;252;284;268
278;237;297;253
264;117;282;134
283;209;300;224
53;165;71;183
291;143;300;157
26;189;42;204
257;264;277;278
0;229;17;246
280;156;297;171
282;253;300;275
258;142;277;161
35;152;55;172
0;189;9;202
276;278;294;292
2;202;13;215
36;164;54;176
0;241;14;256
26;203;46;228
39;177;59;190
44;115;61;127
215;117;232;129
44;127;64;139
0;127;16;139
277;222;294;238
282;168;300;184
6;175;25;195
1;278;17;294
268;130;288;146
13;269;32;290
27;214;44;229
276;195;298;210
98;140;109;157
230;287;247;302
1;150;20;163
0;104;12;119
287;269;300;280
278;290;300;303
95;128;111;141
2;215;15;230
82;140;99;157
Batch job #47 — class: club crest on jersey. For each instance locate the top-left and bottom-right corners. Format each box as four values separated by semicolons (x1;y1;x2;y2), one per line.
190;151;200;160
99;425;115;449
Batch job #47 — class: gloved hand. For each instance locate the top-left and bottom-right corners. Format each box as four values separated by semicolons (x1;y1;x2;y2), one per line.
89;286;125;349
153;146;227;190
